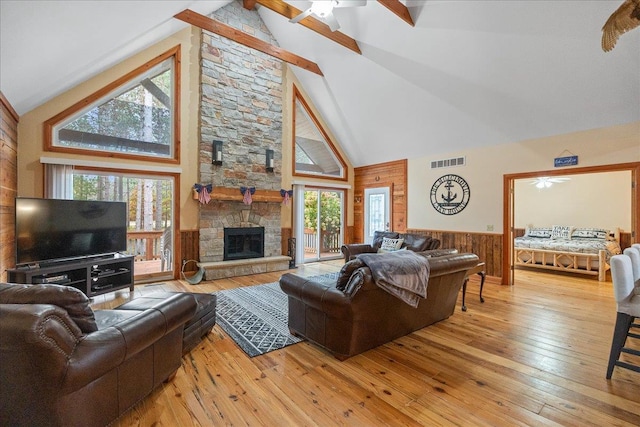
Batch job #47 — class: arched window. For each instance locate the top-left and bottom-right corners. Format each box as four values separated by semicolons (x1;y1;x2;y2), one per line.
44;46;180;163
292;85;347;180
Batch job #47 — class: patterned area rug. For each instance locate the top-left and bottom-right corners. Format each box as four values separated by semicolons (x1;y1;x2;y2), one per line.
215;272;337;357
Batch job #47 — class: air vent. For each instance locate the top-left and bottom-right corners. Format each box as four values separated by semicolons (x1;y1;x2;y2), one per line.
430;156;466;169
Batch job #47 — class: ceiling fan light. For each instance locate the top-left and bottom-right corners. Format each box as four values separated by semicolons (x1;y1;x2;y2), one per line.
311;1;336;18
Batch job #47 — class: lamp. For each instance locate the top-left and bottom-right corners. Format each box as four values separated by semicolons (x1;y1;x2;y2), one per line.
212;140;223;165
266;149;274;172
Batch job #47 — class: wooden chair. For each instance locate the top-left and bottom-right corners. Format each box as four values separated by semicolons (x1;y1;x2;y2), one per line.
606;254;640;379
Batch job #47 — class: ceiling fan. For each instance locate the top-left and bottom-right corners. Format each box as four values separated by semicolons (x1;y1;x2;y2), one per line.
289;0;367;32
530;177;571;189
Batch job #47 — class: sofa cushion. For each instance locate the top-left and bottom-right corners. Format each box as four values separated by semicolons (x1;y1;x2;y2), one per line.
0;283;98;333
336;258;365;291
372;231;400;249
400;234;433;252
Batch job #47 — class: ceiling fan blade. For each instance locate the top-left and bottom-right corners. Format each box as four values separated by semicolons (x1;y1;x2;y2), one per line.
334;0;367;8
323;13;341;31
289;8;313;24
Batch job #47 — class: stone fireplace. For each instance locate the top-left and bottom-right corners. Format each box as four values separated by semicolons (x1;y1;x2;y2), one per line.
196;0;287;279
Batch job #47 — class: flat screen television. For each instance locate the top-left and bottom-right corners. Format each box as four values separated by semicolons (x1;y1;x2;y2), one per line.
15;197;128;266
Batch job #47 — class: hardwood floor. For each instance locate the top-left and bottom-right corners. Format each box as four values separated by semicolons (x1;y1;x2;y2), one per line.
91;263;640;426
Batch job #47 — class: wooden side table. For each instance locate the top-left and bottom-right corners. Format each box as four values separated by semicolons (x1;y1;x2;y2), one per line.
461;262;486;311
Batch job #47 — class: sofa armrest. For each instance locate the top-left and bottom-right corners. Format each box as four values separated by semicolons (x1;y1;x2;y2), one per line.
64;294;196;392
340;244;377;262
0;304;120;392
279;273;352;318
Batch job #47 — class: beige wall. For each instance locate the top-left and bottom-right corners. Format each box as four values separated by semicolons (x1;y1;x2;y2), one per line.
17;27;201;230
408;121;640;232
514;171;631;232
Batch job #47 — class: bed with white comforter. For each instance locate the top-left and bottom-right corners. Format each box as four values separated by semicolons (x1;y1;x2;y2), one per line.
514;226;622;281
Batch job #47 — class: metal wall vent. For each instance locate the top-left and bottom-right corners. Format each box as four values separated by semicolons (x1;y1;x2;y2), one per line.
430;156;466;169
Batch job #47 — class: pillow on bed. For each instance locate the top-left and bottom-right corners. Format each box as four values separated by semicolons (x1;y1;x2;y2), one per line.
551;225;574;240
525;227;552;238
572;227;609;240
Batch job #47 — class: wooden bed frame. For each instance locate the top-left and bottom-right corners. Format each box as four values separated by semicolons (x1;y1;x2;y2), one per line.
514;229;620;281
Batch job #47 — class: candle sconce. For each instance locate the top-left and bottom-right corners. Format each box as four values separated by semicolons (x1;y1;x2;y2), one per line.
212;140;223;165
266;149;274;172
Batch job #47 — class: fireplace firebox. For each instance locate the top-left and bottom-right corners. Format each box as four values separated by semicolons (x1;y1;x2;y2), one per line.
223;227;265;261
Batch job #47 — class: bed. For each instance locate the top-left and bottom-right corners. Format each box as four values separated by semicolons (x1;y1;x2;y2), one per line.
514;226;622;281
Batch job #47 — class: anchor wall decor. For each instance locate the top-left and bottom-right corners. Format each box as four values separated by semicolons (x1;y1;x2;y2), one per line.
429;174;471;215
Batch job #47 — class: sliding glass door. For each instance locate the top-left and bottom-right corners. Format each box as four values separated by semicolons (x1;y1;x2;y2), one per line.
302;189;344;262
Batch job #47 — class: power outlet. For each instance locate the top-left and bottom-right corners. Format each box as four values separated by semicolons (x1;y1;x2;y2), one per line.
486;225;494;231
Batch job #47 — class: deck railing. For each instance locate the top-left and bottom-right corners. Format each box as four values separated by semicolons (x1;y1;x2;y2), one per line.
303;229;341;254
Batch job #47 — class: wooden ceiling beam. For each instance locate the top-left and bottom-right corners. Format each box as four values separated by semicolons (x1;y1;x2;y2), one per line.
174;9;323;76
377;0;414;27
243;0;362;55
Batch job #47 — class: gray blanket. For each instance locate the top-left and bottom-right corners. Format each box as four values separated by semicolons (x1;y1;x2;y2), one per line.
357;250;430;307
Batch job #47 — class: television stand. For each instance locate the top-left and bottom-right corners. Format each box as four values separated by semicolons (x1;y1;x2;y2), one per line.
7;254;134;297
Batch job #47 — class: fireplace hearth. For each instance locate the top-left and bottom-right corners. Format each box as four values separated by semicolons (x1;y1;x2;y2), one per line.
224;227;265;261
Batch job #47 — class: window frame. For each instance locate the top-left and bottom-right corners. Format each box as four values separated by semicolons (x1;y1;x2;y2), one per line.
292;85;348;181
44;46;181;164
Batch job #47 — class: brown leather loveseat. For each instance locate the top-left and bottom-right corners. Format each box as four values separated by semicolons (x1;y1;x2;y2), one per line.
341;230;441;262
0;283;197;427
280;251;478;360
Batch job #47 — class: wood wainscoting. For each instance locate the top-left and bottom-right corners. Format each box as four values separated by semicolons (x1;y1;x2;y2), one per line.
407;229;502;278
0;92;19;282
180;229;199;273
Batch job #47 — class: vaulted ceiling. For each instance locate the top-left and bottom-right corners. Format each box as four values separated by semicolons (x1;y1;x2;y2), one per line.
1;1;638;167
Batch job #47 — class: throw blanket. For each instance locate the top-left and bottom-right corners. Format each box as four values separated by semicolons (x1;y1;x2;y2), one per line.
358;250;430;307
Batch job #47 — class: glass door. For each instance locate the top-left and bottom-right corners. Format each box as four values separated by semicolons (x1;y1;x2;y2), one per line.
364;187;390;244
71;170;174;281
303;189;344;262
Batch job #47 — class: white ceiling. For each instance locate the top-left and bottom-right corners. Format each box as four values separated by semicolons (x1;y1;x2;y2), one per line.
1;0;639;167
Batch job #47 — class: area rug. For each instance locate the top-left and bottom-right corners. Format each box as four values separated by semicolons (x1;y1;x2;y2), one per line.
215;272;337;357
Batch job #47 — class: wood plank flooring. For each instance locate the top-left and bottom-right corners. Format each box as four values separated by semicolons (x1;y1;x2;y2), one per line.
90;262;640;426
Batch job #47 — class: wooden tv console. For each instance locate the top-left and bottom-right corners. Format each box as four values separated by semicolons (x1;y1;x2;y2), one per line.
7;254;134;297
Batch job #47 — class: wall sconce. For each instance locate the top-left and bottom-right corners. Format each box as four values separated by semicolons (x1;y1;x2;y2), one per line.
212;140;223;165
266;149;274;172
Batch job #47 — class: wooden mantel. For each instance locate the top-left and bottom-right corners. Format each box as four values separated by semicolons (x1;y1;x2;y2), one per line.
193;186;283;203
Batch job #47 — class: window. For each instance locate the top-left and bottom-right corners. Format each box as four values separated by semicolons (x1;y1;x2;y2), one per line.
45;164;176;281
292;85;347;180
45;46;180;162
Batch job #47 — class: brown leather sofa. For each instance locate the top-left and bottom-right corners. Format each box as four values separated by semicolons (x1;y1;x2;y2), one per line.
0;283;197;427
341;230;441;262
280;251;478;360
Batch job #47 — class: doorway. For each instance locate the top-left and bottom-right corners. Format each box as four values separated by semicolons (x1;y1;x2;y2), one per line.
364;187;391;244
503;163;640;286
302;188;344;262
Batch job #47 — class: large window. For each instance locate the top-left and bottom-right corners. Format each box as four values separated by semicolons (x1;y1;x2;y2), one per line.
46;164;176;281
292;85;347;180
45;46;180;162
